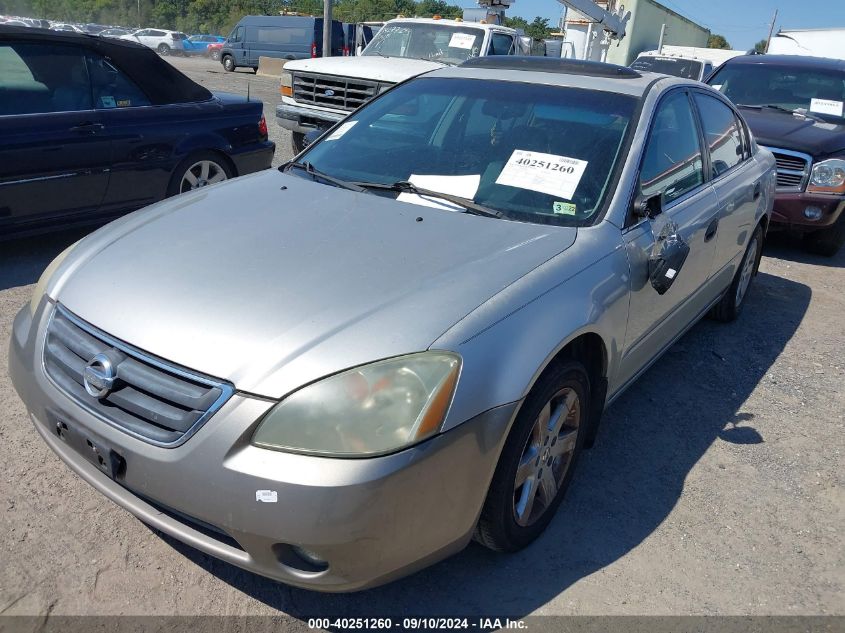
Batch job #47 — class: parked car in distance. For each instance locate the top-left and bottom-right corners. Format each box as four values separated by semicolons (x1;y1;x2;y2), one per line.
183;34;225;56
708;54;845;255
277;17;539;153
0;25;275;239
121;28;187;56
206;40;223;61
99;27;131;38
10;57;774;592
221;15;344;72
51;23;83;33
630;50;714;81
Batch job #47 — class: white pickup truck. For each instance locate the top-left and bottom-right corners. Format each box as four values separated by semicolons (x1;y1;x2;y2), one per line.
276;17;532;153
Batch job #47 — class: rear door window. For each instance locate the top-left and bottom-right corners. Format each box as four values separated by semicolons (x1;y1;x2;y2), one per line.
693;93;744;177
86;54;151;109
0;43;92;115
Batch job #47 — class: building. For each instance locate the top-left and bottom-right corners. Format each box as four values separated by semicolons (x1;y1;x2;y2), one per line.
561;0;709;65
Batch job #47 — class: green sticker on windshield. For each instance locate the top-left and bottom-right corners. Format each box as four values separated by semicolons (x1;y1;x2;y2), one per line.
553;201;576;215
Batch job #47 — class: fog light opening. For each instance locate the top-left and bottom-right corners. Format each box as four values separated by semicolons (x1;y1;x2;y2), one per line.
803;206;823;221
273;543;329;573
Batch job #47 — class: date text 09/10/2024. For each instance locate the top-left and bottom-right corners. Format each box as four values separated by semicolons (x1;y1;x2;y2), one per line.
307;618;529;630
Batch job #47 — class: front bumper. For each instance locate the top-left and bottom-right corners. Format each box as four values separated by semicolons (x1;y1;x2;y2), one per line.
275;101;347;134
9;301;516;592
771;192;845;231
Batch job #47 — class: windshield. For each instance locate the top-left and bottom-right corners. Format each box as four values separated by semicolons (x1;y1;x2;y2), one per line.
709;63;845;122
630;56;703;79
362;23;486;64
298;77;636;226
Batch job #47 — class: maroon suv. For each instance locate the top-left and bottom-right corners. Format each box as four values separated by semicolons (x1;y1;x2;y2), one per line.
708;55;845;256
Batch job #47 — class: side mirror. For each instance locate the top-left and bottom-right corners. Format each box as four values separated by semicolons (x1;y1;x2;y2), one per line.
303;129;322;148
648;228;690;295
633;192;663;219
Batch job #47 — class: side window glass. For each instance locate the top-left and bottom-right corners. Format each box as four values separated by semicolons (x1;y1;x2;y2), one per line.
640;91;705;204
489;33;514;55
694;93;744;177
230;26;243;42
87;55;151;109
0;43;92;115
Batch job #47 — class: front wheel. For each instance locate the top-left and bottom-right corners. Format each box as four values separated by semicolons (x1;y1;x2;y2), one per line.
710;224;763;322
222;55;235;72
157;43;170;56
475;361;589;552
167;152;232;197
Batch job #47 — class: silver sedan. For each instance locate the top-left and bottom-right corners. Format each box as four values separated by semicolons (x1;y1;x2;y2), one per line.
9;57;776;591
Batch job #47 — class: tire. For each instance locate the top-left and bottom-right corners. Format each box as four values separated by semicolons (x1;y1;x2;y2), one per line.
291;132;307;155
709;224;763;322
802;214;845;257
210;49;221;61
157;43;170;56
222;55;235;72
475;361;590;552
167;151;233;197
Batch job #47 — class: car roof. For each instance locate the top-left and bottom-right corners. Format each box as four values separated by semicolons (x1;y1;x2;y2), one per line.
0;23;146;51
430;57;676;97
723;54;845;70
237;15;319;24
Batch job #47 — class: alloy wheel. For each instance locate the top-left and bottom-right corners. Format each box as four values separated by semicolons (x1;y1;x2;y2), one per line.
512;387;581;527
179;160;227;193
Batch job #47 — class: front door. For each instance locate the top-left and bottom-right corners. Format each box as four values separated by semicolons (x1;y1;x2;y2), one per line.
0;41;110;231
617;89;720;389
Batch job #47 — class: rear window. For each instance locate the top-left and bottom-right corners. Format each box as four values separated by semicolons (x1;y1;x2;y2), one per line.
631;56;703;80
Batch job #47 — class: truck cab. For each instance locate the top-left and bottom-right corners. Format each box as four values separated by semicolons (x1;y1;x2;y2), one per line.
276;17;529;153
630;51;714;82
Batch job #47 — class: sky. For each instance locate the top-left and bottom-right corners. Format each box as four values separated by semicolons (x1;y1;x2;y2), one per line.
505;0;845;51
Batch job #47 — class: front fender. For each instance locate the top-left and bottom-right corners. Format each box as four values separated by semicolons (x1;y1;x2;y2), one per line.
435;222;631;432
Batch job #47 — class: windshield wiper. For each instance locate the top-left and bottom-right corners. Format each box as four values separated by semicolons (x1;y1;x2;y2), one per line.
737;103;825;122
356;180;503;218
284;161;365;192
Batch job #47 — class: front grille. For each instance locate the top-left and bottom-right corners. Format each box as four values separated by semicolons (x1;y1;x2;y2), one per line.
43;305;233;447
762;146;813;192
292;72;388;111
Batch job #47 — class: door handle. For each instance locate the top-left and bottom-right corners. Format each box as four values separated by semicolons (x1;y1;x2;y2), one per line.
705;218;719;242
69;122;105;134
752;182;761;200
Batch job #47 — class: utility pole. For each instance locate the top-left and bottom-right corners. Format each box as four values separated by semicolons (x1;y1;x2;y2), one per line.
323;0;332;57
137;0;141;27
764;8;778;53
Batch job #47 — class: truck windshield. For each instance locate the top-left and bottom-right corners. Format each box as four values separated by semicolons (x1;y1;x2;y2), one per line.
298;77;637;226
630;56;703;79
362;23;486;64
708;63;845;122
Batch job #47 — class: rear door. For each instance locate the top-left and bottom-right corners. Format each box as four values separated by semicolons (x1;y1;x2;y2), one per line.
618;89;719;387
0;41;110;230
691;91;760;281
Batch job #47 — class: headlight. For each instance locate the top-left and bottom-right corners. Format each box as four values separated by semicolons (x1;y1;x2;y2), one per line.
280;70;293;97
252;352;461;457
29;242;78;316
808;158;845;193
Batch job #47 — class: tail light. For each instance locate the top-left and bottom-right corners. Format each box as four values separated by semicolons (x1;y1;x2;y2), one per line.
343;45;349;56
258;115;268;138
311;41;317;57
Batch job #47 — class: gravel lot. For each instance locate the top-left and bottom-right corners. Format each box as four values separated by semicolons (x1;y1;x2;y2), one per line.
0;55;842;620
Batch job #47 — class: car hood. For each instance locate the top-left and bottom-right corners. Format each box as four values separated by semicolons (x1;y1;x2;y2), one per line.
283;55;446;83
52;170;576;399
740;107;845;157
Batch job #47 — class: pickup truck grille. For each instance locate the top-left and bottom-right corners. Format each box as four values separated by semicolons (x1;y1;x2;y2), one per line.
43;305;233;447
292;72;389;111
761;146;812;192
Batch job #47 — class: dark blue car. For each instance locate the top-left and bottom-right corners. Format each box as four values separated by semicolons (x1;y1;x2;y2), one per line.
0;26;275;238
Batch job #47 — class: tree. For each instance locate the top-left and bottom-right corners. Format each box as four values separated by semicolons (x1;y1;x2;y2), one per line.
707;34;730;49
504;16;529;31
753;38;767;54
525;16;550;40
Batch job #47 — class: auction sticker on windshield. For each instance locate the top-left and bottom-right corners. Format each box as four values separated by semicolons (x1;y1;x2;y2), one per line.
496;150;587;199
810;98;844;117
448;33;476;49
